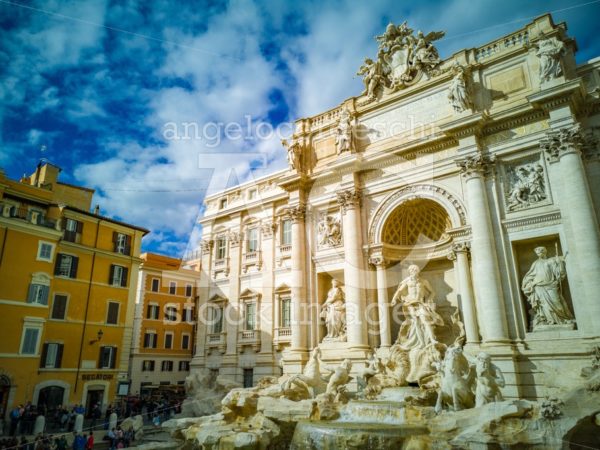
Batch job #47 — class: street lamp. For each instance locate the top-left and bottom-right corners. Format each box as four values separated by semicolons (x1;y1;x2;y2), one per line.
89;329;104;345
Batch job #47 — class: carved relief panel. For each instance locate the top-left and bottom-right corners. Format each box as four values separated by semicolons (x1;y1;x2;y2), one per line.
500;154;551;213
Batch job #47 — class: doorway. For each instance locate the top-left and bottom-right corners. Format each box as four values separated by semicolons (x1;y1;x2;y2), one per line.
243;369;253;388
38;386;65;416
85;389;104;417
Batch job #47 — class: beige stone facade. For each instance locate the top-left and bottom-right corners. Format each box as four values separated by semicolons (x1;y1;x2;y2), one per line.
191;14;600;400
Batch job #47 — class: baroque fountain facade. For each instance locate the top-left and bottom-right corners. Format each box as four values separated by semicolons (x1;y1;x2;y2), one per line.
168;14;600;449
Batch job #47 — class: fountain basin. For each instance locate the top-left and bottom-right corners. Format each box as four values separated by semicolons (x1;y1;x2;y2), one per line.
290;420;429;449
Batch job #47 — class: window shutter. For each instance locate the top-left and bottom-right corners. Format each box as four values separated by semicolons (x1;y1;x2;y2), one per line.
40;343;48;368
27;284;36;303
146;305;151;319
109;265;115;285
56;344;63;368
76;221;83;233
54;254;63;276
98;346;104;368
110;347;117;369
125;235;132;255
70;256;79;278
121;267;128;287
40;286;49;305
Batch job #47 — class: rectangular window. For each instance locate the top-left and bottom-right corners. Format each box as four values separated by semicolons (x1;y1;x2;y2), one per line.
182;307;193;323
143;332;157;349
27;284;49;305
182;334;190;350
178;361;190;371
142;360;155;372
51;294;68;320
63;219;82;243
151;278;160;292
161;360;173;372
164;333;173;349
169;281;176;295
106;302;119;325
245;303;256;331
247;228;259;252
109;265;128;287
21;328;40;355
54;254;78;278
281;297;291;328
216;238;226;260
211;306;223;334
98;346;117;369
219;198;227;209
185;284;193;297
146;304;159;320
37;242;54;262
281;219;292;246
113;232;131;255
41;343;63;369
165;306;178;322
248;189;257;200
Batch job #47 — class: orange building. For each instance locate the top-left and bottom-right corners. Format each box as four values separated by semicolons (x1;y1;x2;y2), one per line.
0;162;148;419
129;253;199;396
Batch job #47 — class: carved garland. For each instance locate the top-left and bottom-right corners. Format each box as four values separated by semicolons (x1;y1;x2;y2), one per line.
368;184;467;244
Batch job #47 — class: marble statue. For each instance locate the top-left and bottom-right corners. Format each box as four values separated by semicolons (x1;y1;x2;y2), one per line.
474;352;505;407
392;265;443;349
434;345;475;413
335;108;355;154
281;347;326;400
358;21;445;103
447;63;472;113
507;164;547;210
317;215;342;247
320;279;347;342
282;138;303;172
324;359;352;401
521;246;575;330
533;36;565;83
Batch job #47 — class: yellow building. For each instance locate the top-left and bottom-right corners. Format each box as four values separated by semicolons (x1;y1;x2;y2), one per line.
129;253;198;396
0;162;148;418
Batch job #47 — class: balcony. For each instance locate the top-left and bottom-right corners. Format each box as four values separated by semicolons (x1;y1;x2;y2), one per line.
273;327;291;351
237;329;260;352
1;204;58;230
212;258;230;279
206;332;226;355
242;250;262;273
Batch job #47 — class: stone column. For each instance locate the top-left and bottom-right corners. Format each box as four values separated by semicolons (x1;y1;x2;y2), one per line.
259;220;276;357
192;239;213;367
448;242;480;344
369;256;391;349
288;204;308;352
457;154;509;343
541;125;600;334
226;230;243;356
337;188;368;349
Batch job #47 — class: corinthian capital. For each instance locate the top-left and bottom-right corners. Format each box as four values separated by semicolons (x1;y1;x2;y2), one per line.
228;231;243;247
261;221;277;238
456;154;495;179
336;188;362;213
200;239;214;252
368;255;388;268
286;204;306;223
541;125;590;163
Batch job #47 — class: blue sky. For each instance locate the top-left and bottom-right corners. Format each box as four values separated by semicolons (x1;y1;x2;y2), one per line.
1;0;599;257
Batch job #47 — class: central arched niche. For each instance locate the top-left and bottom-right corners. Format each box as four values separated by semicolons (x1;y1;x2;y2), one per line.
382;198;451;247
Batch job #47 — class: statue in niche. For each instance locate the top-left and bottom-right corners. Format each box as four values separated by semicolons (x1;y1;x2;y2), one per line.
391;264;444;349
320;279;347;342
335;108;356;154
533;36;566;83
507;164;547;210
521;246;575;330
474;352;505;407
447;63;472;113
317;215;342;247
282;138;303;172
